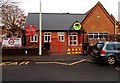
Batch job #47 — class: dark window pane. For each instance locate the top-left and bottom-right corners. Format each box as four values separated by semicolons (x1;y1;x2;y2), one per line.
99;35;103;38
89;33;93;34
35;36;37;41
48;36;50;42
89;35;93;38
45;36;47;41
74;36;76;40
31;36;34;41
106;44;115;50
94;43;104;50
115;44;120;50
104;35;108;38
48;33;50;35
74;41;76;45
94;35;98;38
62;36;64;41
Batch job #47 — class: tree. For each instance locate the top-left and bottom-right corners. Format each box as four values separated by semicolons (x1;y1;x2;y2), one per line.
0;0;26;37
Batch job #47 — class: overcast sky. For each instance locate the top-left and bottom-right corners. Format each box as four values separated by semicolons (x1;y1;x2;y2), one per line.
21;0;120;20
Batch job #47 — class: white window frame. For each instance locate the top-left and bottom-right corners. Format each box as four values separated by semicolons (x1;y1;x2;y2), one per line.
30;35;38;42
68;33;78;46
88;32;109;40
44;32;51;42
58;32;65;42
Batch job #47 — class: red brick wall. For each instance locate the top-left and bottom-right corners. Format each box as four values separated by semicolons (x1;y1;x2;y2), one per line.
26;31;83;54
82;6;114;35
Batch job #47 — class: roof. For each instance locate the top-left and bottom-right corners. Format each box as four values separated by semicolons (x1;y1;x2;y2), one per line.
82;1;115;25
24;13;86;31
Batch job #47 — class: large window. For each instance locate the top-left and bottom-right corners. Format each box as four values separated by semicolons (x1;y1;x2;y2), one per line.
30;35;38;42
88;32;108;39
58;32;64;42
68;33;77;46
44;33;51;42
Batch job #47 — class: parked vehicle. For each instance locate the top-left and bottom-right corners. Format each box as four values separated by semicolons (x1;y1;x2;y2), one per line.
91;41;120;65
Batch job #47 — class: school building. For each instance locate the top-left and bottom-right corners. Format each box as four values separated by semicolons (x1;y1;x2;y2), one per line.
23;2;120;54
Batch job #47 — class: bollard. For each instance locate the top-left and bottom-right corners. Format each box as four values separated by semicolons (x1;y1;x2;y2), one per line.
25;50;28;55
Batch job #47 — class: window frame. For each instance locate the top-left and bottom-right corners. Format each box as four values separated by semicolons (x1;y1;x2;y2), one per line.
44;32;51;42
88;32;109;40
30;35;38;42
68;33;78;46
58;32;65;42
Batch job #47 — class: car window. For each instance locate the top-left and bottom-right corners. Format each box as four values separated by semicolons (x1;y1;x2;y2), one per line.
94;43;104;50
106;44;115;50
115;44;120;50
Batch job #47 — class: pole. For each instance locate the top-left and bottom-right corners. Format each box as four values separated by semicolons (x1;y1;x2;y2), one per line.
115;17;116;34
34;34;35;47
39;0;42;55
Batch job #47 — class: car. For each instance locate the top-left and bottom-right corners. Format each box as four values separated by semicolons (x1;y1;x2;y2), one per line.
91;41;120;65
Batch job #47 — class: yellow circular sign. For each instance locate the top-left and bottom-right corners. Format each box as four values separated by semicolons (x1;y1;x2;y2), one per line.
73;22;81;30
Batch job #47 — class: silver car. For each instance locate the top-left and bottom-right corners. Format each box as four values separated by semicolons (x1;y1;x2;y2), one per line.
91;41;120;65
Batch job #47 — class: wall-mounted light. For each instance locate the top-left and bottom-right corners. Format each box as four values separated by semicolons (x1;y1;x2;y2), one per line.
97;15;100;18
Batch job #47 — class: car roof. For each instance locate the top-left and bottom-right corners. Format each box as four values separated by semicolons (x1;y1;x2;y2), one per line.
105;42;120;44
97;41;120;44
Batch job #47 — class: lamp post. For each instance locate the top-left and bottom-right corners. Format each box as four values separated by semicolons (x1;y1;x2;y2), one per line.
82;29;86;54
39;0;42;55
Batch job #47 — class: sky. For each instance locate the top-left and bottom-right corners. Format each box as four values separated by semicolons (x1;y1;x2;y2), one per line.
21;0;120;20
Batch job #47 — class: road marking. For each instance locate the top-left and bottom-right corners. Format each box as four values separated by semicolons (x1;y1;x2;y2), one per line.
35;59;95;66
0;59;95;66
36;62;69;66
7;62;18;66
115;67;120;70
84;59;96;63
19;61;30;65
0;61;30;66
68;59;86;66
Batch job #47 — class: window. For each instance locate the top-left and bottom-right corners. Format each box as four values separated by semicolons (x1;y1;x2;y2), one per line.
88;33;93;39
106;44;115;50
95;43;104;50
44;33;51;42
103;33;108;39
115;44;120;50
99;33;103;39
88;32;108;39
58;32;64;42
30;35;38;42
68;33;77;46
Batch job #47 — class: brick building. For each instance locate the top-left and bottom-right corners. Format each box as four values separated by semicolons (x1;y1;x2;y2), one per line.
24;13;86;54
82;2;120;44
24;2;120;54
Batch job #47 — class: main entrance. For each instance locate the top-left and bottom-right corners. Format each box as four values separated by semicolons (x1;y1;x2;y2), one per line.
67;32;83;54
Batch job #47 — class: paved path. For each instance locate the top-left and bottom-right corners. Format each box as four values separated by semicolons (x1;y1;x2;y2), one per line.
2;54;92;62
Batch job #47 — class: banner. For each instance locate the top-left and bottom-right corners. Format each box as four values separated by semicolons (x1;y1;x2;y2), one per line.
2;38;21;47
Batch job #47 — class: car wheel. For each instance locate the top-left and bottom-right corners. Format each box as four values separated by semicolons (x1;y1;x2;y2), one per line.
107;56;116;65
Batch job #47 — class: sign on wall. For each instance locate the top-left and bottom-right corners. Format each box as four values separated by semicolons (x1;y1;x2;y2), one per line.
25;25;37;36
2;38;21;47
73;22;81;30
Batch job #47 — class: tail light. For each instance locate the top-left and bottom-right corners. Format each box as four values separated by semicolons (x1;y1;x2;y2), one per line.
100;50;106;54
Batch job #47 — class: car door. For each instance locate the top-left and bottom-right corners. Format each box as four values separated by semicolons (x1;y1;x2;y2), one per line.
105;44;116;56
114;43;120;60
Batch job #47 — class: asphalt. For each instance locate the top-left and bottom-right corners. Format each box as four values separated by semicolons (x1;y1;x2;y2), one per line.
2;54;94;62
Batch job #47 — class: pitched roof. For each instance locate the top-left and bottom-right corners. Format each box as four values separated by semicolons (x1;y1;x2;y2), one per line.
24;13;86;31
82;1;115;25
